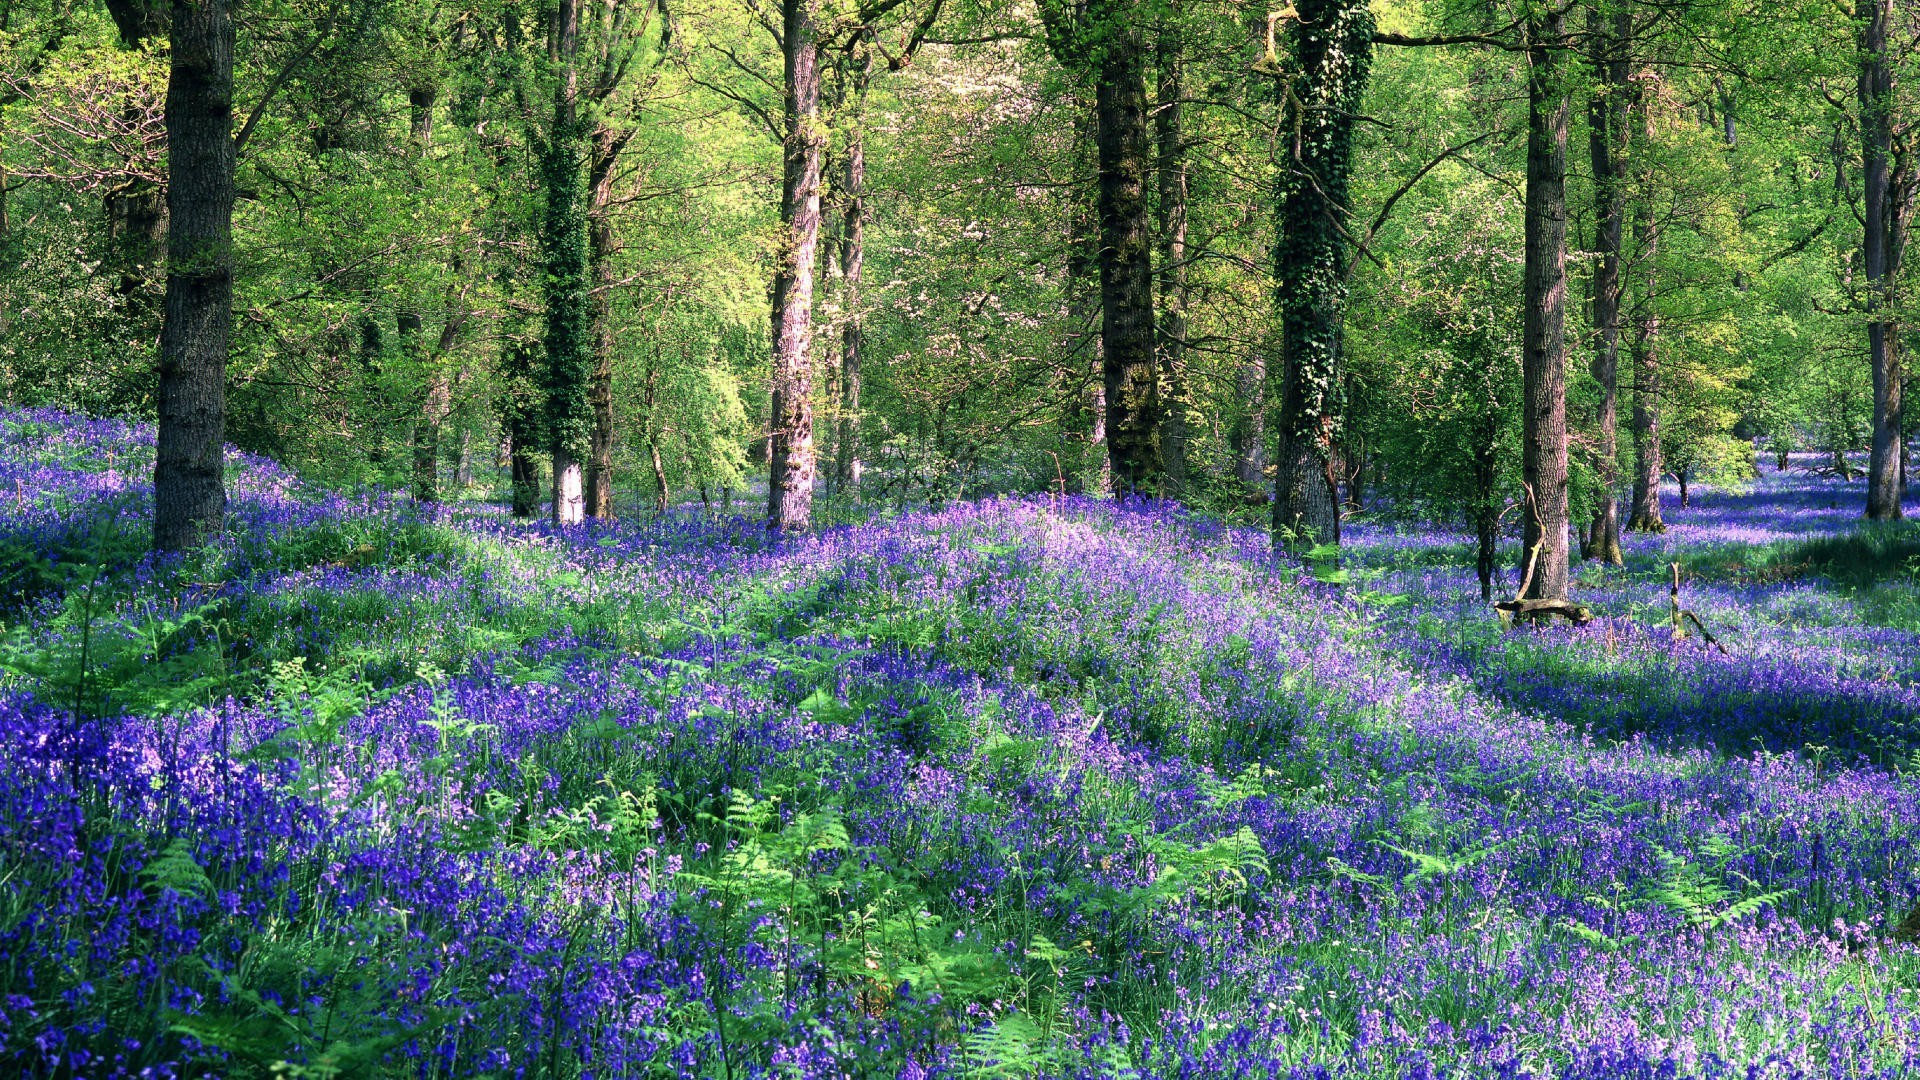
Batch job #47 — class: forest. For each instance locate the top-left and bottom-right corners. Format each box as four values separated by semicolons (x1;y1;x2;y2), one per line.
2;0;1920;1074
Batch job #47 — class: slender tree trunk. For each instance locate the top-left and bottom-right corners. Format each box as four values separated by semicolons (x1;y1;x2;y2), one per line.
152;0;234;551
1231;350;1267;488
405;85;445;503
1474;405;1499;601
585;122;630;519
1626;203;1664;532
1067;108;1104;470
103;1;169;326
1094;21;1161;497
836;40;871;496
1519;8;1572;600
767;0;823;533
1862;0;1905;519
1155;13;1190;496
1273;0;1372;550
456;428;473;488
1583;6;1628;564
542;0;590;525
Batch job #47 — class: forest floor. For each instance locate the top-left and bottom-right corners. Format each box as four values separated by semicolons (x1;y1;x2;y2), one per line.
3;408;1919;1078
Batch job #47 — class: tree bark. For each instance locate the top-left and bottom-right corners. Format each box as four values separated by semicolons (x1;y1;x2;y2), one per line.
1519;8;1572;600
152;0;234;552
1094;13;1162;497
835;39;871;496
103;0;169;320
1273;0;1373;550
1066;107;1103;469
1583;5;1628;564
1231;350;1267;488
1626;198;1664;532
767;0;823;533
585;121;630;519
1862;0;1906;519
1154;12;1190;495
504;338;545;518
542;0;590;525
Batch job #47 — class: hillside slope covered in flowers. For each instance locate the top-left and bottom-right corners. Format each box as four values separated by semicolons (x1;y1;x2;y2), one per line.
2;409;1919;1079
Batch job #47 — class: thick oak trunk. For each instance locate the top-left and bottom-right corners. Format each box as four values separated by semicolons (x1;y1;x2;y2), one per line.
1520;9;1572;601
1095;24;1162;497
1583;6;1628;565
1861;0;1906;519
767;0;823;533
152;0;234;552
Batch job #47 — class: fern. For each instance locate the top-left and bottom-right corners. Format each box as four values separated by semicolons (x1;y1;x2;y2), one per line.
141;837;214;900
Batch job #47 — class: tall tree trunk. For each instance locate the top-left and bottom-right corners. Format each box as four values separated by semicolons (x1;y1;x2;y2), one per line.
1519;8;1572;600
152;0;234;551
1093;14;1162;497
643;364;668;513
1862;0;1906;519
504;337;544;518
1583;5;1628;564
767;0;823;533
407;85;448;504
1273;0;1372;550
542;0;590;525
103;1;169;323
1626;199;1664;532
1473;395;1500;601
1155;13;1189;496
585;121;630;519
835;40;871;496
1231;349;1267;488
1066;107;1104;471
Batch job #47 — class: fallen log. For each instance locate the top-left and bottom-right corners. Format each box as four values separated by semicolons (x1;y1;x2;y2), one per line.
1493;598;1596;625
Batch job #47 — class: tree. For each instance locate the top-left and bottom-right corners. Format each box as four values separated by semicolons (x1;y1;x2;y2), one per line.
1858;0;1908;519
542;0;592;525
1039;0;1162;498
1582;1;1629;564
1518;6;1571;602
153;0;235;551
1271;0;1373;550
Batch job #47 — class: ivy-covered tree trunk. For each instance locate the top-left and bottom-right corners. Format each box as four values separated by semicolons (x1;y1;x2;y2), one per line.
1583;5;1628;564
585;121;632;519
768;0;824;533
152;0;234;552
1094;12;1162;497
1519;8;1572;600
1155;13;1189;496
1273;0;1372;550
1861;0;1906;520
542;0;591;525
